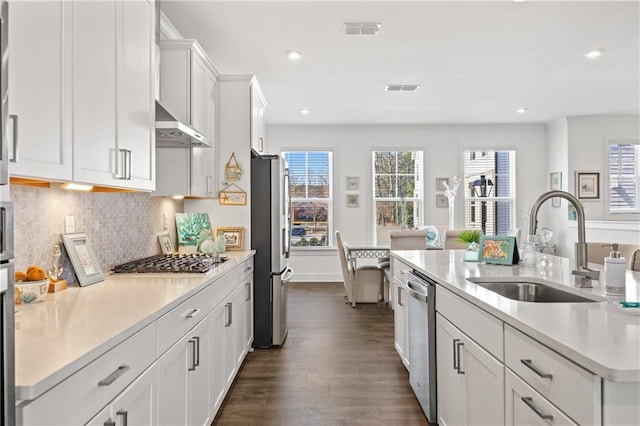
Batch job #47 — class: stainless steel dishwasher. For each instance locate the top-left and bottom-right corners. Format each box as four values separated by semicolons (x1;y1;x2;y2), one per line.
407;270;437;423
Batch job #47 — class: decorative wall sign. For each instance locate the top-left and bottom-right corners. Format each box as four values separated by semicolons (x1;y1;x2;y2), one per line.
224;152;243;182
478;236;520;265
347;194;359;207
219;183;247;205
576;171;600;200
61;232;104;286
214;227;244;250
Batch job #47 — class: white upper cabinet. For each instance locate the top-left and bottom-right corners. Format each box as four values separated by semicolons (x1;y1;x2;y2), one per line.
250;80;267;154
73;0;155;191
10;0;155;191
8;1;73;181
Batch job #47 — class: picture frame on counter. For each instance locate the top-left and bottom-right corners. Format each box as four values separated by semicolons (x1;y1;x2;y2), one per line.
478;235;520;265
61;232;104;286
157;232;174;254
214;227;244;250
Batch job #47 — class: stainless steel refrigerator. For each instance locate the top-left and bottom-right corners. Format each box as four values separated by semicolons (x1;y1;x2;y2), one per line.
0;0;15;423
251;153;293;348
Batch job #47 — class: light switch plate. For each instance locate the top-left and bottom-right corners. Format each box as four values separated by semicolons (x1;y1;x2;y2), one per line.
65;216;75;233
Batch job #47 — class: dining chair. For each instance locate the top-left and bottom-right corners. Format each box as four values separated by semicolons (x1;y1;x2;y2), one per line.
586;242;640;268
443;229;469;249
335;231;384;304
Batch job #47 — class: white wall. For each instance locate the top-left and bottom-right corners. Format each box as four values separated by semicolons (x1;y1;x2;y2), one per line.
546;115;640;258
268;123;547;281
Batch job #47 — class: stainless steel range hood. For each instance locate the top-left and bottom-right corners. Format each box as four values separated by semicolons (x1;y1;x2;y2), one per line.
155;102;211;148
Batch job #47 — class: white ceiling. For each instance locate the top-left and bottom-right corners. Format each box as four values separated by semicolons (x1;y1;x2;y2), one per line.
161;0;640;125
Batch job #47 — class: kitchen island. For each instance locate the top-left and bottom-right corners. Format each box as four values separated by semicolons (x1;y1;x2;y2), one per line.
14;250;255;425
392;249;640;426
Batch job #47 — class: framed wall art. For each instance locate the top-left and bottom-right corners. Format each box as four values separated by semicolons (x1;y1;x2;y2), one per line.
346;176;360;190
576;171;600;200
219;183;247;205
436;193;448;208
347;194;359;207
550;171;562;207
435;177;449;191
61;232;104;286
478;236;520;265
214;227;244;250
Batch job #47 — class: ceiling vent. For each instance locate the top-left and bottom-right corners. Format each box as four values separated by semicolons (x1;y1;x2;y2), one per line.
385;85;420;92
343;22;382;35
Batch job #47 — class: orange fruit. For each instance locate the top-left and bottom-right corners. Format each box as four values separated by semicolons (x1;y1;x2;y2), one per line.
27;267;46;281
14;271;27;282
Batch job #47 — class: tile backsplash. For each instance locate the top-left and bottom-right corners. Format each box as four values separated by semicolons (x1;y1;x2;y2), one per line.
11;185;183;284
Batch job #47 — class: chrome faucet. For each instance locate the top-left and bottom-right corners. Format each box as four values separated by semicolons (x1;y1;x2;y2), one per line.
528;190;599;288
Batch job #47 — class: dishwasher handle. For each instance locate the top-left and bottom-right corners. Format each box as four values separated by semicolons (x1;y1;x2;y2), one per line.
407;280;429;303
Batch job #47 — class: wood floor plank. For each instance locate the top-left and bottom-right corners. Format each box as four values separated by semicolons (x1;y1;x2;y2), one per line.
212;282;429;425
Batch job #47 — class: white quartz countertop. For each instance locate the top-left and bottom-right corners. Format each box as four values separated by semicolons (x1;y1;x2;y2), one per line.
392;249;640;382
14;250;255;401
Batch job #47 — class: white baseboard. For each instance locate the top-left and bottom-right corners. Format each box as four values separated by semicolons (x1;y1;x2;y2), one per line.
289;272;342;282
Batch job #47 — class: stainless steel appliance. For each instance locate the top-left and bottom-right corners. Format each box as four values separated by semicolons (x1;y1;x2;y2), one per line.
0;1;15;423
112;253;228;274
251;153;293;347
407;270;437;423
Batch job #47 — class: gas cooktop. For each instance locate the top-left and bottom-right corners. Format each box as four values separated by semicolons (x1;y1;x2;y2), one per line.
112;253;228;274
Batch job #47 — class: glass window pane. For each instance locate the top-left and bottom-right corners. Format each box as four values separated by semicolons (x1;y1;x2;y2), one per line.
609;143;639;213
375;175;396;198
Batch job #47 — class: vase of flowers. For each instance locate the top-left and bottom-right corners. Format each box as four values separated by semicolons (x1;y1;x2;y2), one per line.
456;229;483;261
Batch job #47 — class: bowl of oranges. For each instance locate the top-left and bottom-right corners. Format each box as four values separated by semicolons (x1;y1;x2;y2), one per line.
14;266;49;304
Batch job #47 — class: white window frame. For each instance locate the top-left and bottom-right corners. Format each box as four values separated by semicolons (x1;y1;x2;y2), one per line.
604;135;640;219
282;150;334;250
462;149;516;235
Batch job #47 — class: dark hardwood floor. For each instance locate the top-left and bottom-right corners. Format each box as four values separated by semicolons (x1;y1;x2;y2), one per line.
213;282;429;425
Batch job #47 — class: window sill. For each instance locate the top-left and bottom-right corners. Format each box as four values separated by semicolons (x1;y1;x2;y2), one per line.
567;220;640;231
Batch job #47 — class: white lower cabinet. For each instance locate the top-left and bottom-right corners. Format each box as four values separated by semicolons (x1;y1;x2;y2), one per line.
224;285;246;388
86;363;158;426
436;313;504;426
393;278;409;369
243;280;254;353
505;369;577;426
158;312;212;426
210;302;228;415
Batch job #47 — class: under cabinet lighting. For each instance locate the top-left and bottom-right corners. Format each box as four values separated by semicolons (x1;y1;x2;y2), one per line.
584;49;603;59
60;183;94;191
516;108;528;114
172;195;184;200
287;51;303;61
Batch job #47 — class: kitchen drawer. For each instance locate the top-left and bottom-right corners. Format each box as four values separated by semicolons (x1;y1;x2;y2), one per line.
17;322;156;425
505;325;601;426
238;256;254;281
436;286;503;360
157;282;217;355
506;368;578;426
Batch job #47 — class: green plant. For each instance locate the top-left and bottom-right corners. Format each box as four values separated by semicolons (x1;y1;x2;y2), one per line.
456;229;482;244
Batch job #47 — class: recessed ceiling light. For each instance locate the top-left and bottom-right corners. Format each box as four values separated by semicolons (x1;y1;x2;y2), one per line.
343;23;382;36
584;49;603;59
287;51;302;61
516;108;528;114
300;108;311;115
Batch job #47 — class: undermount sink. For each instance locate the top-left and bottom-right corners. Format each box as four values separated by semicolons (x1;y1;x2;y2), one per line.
467;278;601;303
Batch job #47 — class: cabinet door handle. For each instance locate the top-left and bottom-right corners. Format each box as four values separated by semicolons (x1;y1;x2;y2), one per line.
98;365;129;386
396;269;408;275
244;266;252;273
9;115;18;162
104;420;116;426
452;338;460;372
521;359;553;379
126;150;132;180
207;175;213;194
397;286;404;307
521;397;554;421
116;410;128;426
225;302;232;327
258;137;263;152
245;282;251;301
188;338;197;371
185;308;200;319
117;149;127;179
455;341;465;374
193;336;200;367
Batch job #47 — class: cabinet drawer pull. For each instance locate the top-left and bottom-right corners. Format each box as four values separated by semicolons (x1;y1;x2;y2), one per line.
521;359;553;379
104;420;115;426
396;269;408;275
9;115;18;163
116;410;128;426
521;397;554;421
188;338;197;371
193;336;200;367
452;338;460;371
245;283;251;301
397;286;404;307
244;266;252;272
185;308;200;319
455;341;465;374
98;365;129;386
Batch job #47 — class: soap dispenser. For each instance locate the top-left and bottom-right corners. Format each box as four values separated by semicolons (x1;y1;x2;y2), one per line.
604;243;626;296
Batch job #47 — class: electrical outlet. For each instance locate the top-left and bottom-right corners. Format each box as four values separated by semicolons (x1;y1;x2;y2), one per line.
65;216;75;233
163;214;168;230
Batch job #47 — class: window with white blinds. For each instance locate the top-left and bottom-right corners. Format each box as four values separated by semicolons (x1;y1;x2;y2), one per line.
372;150;424;242
463;150;515;236
609;141;640;213
283;151;333;247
